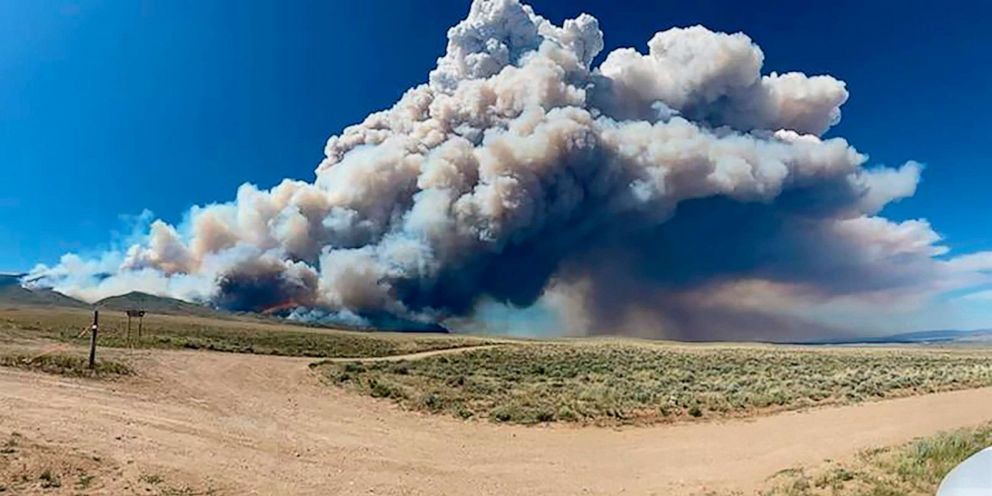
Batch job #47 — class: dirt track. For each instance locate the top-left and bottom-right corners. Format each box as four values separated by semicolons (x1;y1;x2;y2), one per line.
2;348;991;495
318;344;506;363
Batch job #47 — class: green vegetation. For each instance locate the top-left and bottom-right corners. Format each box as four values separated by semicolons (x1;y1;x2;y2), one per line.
139;473;217;496
761;423;992;495
316;343;992;425
0;307;499;359
38;468;61;489
0;352;132;377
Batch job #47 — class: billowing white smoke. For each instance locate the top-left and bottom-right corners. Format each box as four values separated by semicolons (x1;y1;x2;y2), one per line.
25;0;992;338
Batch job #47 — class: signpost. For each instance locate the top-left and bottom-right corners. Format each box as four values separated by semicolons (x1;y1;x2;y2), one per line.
125;309;146;345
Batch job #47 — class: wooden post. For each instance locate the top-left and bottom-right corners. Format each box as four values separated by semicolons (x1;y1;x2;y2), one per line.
88;310;99;370
126;313;132;346
138;314;143;339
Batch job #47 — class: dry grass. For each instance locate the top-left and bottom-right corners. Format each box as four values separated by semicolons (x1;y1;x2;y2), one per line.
0;352;132;378
316;342;992;425
758;422;992;495
0;307;500;359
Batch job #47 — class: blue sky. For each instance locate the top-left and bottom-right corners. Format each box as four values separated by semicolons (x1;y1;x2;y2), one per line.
1;0;990;274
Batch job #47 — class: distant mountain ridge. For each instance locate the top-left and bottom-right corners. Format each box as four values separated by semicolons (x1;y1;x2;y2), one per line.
94;291;229;318
0;273;90;309
1;274;985;339
0;273;24;287
0;276;228;319
801;328;992;345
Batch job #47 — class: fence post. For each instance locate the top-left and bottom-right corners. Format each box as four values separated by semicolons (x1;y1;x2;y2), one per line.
88;310;99;370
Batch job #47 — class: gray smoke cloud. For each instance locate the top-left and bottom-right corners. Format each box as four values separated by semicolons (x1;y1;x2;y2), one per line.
25;0;992;339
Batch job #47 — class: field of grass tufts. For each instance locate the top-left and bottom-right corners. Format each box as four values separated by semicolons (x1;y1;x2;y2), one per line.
0;352;132;377
316;343;992;425
0;307;499;359
758;423;992;495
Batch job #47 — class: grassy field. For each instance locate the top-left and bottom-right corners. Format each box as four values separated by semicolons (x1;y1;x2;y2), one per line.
0;351;132;377
757;422;992;495
315;342;992;425
0;307;499;359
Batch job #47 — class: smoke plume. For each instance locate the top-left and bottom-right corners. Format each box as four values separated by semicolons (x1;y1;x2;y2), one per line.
26;0;992;339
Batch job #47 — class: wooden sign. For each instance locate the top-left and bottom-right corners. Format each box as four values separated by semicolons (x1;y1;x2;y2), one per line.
125;309;146;344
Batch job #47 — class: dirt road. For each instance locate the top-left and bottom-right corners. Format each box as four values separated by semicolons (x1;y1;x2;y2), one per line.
318;344;507;363
2;348;991;495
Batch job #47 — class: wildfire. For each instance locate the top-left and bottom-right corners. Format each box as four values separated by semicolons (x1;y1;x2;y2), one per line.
260;300;300;316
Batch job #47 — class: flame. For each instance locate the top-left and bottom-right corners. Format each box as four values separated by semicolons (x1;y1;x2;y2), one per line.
260;300;300;315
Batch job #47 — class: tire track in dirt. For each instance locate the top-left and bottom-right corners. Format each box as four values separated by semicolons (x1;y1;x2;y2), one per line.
316;343;506;363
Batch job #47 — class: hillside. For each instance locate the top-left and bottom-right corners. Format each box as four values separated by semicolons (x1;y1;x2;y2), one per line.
0;273;23;288
0;274;89;309
803;328;992;345
94;291;229;319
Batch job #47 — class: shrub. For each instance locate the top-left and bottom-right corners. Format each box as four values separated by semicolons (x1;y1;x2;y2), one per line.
318;343;992;426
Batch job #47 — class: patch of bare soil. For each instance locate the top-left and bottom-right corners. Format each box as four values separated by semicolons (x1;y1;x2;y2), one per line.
0;429;213;495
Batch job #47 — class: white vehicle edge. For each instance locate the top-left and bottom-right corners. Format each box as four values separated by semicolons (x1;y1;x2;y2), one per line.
937;447;992;496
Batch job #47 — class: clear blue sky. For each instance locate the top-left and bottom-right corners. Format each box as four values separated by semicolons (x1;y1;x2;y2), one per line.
1;0;990;273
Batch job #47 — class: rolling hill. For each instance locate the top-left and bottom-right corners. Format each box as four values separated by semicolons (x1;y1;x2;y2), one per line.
94;291;230;319
0;273;90;309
